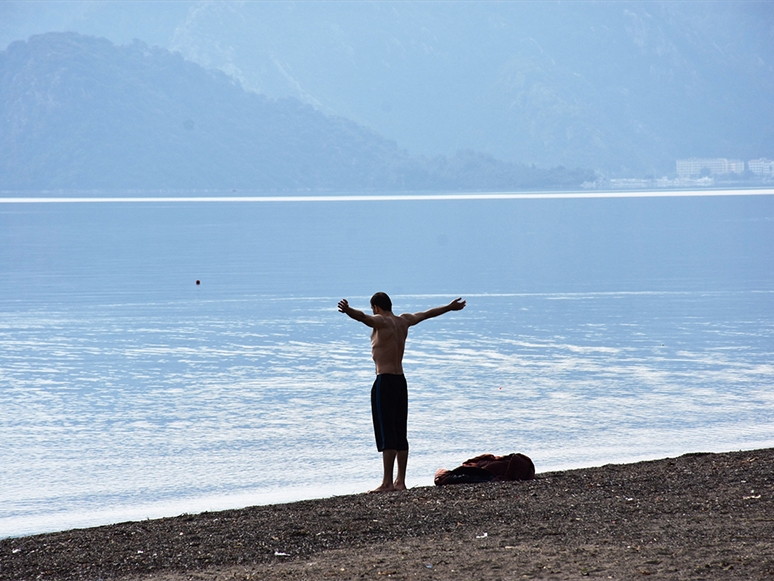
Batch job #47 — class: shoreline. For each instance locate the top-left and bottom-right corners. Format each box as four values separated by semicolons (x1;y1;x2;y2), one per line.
1;448;772;580
8;448;749;542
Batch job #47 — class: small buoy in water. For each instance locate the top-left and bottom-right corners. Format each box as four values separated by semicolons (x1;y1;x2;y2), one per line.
196;280;200;285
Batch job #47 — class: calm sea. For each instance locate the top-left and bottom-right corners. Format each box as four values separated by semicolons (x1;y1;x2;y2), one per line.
1;190;773;538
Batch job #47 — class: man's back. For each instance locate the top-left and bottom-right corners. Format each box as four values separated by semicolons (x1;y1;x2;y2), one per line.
370;312;410;375
338;296;465;376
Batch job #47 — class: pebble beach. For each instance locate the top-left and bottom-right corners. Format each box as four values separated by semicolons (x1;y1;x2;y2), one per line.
2;448;772;580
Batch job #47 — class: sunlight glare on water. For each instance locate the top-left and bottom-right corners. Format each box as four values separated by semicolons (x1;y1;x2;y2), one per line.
1;291;772;538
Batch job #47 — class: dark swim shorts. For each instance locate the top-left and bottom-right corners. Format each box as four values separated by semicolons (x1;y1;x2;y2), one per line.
371;374;409;452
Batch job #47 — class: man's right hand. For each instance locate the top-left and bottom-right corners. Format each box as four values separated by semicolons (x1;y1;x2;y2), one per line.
338;299;350;313
448;298;466;311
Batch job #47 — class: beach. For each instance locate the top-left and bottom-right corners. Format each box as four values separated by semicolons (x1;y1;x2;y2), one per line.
1;448;772;580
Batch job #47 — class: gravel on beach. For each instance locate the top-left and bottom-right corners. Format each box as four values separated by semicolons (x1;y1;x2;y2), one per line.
2;448;772;580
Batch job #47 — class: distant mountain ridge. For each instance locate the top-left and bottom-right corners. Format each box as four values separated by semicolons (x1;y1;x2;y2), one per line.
0;33;594;192
163;1;774;176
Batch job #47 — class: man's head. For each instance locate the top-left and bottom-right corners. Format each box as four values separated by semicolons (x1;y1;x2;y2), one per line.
370;292;392;313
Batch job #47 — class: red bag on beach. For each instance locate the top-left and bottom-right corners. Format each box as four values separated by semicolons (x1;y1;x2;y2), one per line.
434;453;535;486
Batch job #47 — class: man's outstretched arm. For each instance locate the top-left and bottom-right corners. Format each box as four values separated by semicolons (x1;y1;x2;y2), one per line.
338;299;382;327
402;297;466;326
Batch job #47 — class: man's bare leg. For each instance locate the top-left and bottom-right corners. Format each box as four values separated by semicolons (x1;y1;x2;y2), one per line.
371;449;397;492
393;449;408;490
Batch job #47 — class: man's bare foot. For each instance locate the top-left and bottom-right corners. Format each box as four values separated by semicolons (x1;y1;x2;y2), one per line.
369;483;396;493
393;480;407;491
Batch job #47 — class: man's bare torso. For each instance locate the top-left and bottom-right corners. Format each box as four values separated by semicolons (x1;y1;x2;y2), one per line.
337;296;465;376
370;313;410;375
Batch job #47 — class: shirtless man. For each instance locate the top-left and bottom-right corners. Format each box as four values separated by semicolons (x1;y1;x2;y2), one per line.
338;292;466;492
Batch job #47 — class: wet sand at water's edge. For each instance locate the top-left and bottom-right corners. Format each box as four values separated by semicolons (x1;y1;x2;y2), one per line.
2;448;772;580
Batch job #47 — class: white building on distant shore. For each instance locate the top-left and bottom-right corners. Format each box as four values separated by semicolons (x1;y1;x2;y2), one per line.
748;158;774;176
676;158;745;178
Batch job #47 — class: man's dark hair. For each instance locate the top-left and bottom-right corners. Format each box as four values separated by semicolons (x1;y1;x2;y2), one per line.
370;292;392;312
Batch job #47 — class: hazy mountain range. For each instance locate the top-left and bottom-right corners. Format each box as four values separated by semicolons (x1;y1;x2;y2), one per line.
161;1;773;176
0;1;772;189
0;32;593;191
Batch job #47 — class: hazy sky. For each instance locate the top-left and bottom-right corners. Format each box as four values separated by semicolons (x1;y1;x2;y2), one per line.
0;1;193;49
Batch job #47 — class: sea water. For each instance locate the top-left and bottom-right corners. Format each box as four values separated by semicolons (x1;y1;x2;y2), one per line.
1;190;773;538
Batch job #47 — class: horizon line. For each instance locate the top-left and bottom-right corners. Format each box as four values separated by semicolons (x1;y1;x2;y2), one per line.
1;188;773;203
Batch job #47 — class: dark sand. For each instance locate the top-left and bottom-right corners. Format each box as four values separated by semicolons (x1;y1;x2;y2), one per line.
2;448;772;580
